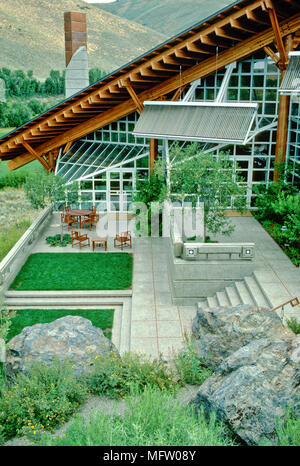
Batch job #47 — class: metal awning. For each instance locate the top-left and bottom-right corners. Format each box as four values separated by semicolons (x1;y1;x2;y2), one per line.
133;101;258;145
280;52;300;94
56;140;148;183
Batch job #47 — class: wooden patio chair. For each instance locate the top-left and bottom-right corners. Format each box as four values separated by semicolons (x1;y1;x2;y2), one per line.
82;213;99;230
114;230;132;250
66;214;79;230
71;230;90;249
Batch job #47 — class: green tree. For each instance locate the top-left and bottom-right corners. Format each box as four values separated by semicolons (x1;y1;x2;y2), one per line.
24;172;79;209
168;143;247;236
89;67;107;85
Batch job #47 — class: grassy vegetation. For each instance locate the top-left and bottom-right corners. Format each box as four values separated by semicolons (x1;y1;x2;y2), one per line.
0;128;15;138
287;317;300;335
0;219;32;262
7;309;115;341
10;253;133;290
0;160;43;190
35;387;236;446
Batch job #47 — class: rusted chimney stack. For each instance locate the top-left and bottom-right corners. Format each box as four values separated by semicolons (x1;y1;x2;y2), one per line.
64;12;87;67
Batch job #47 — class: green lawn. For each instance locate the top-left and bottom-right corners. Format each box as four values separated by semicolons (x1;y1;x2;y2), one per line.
0;127;15;138
7;309;115;341
10;253;133;290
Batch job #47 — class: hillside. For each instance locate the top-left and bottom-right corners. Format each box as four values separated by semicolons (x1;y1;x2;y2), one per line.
0;0;166;79
96;0;234;37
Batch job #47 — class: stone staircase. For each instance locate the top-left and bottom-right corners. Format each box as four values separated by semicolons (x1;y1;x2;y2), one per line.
202;273;271;310
200;272;300;321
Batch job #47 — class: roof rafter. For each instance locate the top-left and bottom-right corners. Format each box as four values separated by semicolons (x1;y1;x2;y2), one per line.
7;10;300;171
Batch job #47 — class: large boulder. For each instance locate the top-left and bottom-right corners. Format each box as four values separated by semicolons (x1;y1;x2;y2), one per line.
192;304;293;368
4;315;119;380
192;335;300;445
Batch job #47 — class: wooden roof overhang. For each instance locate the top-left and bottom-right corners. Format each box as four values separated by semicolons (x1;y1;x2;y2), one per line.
1;0;300;171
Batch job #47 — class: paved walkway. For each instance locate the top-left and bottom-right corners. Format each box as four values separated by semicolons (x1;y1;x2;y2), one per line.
130;237;195;359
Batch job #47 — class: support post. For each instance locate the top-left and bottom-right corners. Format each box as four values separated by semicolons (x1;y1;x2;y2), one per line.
165;140;171;196
274;34;293;181
149;138;158;173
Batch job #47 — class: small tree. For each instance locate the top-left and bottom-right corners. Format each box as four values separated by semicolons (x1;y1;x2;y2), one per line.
24;171;79;210
168;143;247;237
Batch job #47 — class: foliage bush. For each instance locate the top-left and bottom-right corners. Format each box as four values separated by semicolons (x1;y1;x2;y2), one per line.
0;360;87;440
86;351;177;399
34;387;236;446
24;172;79;209
253;162;300;266
174;336;213;385
45;234;72;247
287;317;300;335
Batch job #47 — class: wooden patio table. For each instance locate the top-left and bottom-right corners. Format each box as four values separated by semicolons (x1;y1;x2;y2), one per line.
68;209;92;228
92;237;108;252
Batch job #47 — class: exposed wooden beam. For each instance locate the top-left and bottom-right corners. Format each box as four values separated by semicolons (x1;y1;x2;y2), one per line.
264;0;288;66
247;10;269;26
149;139;158;172
214;27;243;42
263;45;280;64
230;18;257;34
124;83;144;114
63;141;73;154
274;34;294;181
22;141;50;171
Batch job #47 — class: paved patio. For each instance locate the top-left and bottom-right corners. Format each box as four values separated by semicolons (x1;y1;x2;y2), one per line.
26;211;300;359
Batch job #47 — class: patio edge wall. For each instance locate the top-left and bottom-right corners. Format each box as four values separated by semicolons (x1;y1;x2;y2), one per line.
0;205;53;293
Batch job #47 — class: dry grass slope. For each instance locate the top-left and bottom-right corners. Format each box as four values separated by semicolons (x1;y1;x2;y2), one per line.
0;0;166;79
96;0;234;37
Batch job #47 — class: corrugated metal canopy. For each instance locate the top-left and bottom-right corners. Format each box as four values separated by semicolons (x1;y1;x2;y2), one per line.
133;101;258;144
280;52;300;94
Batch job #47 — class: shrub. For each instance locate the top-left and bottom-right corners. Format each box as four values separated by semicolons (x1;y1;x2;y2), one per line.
260;408;300;446
34;387;236;446
274;408;300;446
0;360;88;440
174;336;213;385
86;351;177;399
287;317;300;335
24;172;79;209
45;234;72;247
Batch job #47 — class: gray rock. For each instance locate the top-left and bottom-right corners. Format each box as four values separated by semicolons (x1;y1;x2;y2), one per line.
192;335;300;445
192;304;293;368
4;315;119;380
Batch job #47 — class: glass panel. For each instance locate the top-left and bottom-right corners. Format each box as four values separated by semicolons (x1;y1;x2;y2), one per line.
94;181;106;191
111;181;120;190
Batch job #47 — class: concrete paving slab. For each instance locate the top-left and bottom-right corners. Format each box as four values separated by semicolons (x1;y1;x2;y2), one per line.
130;321;157;339
157;321;183;338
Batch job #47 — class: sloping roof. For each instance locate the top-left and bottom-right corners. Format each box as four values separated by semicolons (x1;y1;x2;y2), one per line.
133;101;258;144
1;0;300;170
280;52;300;93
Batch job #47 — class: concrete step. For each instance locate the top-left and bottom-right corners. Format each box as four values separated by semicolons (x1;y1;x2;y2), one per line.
234;281;255;306
207;296;218;308
244;275;270;308
225;286;241;306
5;297;127;309
216;290;231;307
5;290;132;298
252;271;274;308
